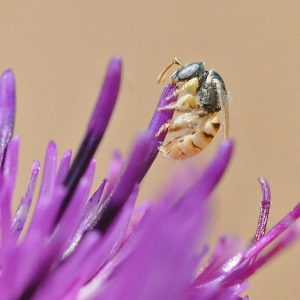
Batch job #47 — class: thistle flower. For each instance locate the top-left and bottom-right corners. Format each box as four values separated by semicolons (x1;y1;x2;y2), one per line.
0;57;299;300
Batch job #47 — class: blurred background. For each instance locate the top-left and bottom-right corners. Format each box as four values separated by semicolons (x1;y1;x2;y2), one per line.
0;1;300;298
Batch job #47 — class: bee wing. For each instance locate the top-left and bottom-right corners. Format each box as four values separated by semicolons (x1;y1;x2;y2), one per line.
221;95;229;138
216;80;230;139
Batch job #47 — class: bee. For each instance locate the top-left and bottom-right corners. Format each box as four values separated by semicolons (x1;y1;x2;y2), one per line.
156;58;229;160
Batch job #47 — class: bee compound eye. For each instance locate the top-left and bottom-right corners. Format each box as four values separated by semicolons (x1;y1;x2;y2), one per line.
176;63;205;81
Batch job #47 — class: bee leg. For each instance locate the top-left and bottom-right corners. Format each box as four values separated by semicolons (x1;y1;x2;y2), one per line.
159;93;198;112
165;91;179;102
157;58;183;83
165;78;200;102
155;121;195;138
178;78;199;94
155;122;171;137
157;103;178;112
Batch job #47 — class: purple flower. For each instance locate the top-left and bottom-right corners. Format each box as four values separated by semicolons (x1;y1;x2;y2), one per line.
0;57;299;300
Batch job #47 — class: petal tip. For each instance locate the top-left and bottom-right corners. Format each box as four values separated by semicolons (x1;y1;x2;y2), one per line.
47;140;58;156
258;177;268;184
109;56;122;74
222;138;234;149
32;160;41;170
218;139;234;161
1;69;15;79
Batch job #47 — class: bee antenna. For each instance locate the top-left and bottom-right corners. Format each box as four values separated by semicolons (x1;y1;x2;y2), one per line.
157;57;183;84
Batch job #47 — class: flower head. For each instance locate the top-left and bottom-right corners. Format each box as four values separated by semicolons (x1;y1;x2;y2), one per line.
0;57;299;299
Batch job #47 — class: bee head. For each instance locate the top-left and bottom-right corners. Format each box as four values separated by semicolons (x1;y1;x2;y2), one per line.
171;62;205;83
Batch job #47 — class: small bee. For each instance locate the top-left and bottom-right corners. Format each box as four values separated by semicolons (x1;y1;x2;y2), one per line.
156;58;229;160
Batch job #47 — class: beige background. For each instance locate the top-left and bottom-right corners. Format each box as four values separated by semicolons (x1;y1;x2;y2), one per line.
1;1;300;298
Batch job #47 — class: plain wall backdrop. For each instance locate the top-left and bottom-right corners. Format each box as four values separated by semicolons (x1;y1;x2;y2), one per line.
1;1;300;298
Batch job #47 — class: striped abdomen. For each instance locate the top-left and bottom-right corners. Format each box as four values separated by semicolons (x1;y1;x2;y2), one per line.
159;114;220;160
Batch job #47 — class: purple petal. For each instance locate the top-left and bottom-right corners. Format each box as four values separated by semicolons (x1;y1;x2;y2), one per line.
0;136;19;248
244;202;300;260
81;185;140;284
176;139;234;213
253;178;271;243
0;69;16;167
104;150;122;197
87;57;122;138
91;85;177;233
64;178;107;257
56;150;72;184
251;224;300;272
11;161;96;299
83;179;108;227
221;201;300;288
31;231;101;300
139;83;176;183
93;141;233;300
148;83;176;139
26;141;58;238
93;133;151;232
195;236;244;285
121;201;152;244
53;160;96;249
12;160;40;239
57;57;122;222
95;202;205;300
3;135;19;191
